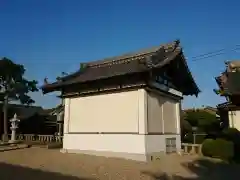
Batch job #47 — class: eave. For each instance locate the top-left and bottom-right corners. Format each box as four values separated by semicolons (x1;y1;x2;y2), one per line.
179;52;200;96
41;40;200;96
60;83;146;98
217;102;240;111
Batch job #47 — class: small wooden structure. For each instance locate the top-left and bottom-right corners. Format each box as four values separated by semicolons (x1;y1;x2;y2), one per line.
217;102;240;130
0;104;61;136
42;40;199;161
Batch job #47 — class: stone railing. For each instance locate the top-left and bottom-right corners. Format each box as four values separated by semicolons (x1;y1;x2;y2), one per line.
8;134;63;144
181;143;202;155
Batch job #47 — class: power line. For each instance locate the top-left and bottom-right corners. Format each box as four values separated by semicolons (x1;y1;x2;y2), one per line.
21;44;240;64
191;44;240;59
191;49;226;59
190;44;240;62
191;52;226;61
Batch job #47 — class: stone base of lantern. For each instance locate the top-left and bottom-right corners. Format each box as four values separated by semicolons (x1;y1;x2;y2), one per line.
8;140;17;144
8;140;21;145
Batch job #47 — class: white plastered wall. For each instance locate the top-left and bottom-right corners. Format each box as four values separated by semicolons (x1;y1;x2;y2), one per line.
63;89;147;155
62;88;182;161
146;90;181;154
228;110;240;131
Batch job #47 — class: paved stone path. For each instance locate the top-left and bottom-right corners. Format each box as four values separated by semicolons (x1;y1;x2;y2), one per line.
0;148;239;180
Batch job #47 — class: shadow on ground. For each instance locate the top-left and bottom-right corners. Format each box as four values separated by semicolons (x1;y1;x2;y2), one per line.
142;158;240;180
0;162;94;180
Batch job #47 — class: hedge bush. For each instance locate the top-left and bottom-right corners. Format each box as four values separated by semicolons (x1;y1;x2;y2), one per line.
202;138;234;161
222;128;240;141
222;128;240;162
194;134;207;144
201;139;215;157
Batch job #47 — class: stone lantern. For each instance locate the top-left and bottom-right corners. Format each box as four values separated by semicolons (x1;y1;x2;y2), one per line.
9;113;20;143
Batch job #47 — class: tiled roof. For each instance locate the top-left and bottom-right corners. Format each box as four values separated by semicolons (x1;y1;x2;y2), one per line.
217;102;240;110
183;106;218;115
0;103;43;119
42;40;200;95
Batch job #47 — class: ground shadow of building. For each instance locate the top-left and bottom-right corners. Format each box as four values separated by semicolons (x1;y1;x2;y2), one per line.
0;162;94;180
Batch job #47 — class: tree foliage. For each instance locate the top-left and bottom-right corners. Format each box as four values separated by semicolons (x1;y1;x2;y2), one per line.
184;109;220;133
180;118;193;142
0;57;38;104
0;57;38;140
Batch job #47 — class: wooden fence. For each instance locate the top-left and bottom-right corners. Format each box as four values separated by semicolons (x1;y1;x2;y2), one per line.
8;134;63;144
181;143;202;155
183;133;207;144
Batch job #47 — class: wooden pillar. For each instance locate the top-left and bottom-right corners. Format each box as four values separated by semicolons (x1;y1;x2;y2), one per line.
138;89;148;134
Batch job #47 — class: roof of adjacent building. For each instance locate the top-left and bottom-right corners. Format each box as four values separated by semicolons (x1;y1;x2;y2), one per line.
42;40;200;95
217;102;240;110
226;60;240;72
183;106;218;114
0;103;43;119
0;103;64;120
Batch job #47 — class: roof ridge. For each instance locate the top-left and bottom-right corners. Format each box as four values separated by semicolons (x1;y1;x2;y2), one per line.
87;48;158;68
86;40;180;68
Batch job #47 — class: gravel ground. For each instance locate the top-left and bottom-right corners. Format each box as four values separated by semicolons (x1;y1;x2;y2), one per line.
0;147;239;180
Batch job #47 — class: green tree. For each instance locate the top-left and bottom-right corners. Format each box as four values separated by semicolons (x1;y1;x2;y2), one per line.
180;119;193;142
184;110;199;127
184;109;220;133
0;57;38;141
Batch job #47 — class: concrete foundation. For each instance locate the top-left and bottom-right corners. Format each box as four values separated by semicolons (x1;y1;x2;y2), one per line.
61;133;181;162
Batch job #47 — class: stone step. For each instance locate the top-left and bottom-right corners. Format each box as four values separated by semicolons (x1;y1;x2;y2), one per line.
0;144;29;152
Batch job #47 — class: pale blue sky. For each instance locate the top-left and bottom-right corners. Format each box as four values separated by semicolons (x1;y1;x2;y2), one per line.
1;0;240;108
